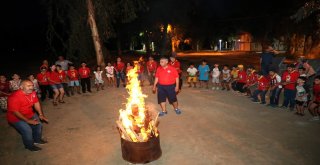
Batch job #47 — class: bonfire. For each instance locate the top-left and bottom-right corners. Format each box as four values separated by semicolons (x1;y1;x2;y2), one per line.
116;63;159;142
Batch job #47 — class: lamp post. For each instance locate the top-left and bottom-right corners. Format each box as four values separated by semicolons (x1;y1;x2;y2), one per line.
219;39;222;51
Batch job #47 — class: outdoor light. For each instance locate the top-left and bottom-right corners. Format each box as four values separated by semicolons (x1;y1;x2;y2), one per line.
219;39;222;51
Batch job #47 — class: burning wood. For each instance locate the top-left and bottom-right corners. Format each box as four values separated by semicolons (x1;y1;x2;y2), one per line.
116;63;160;142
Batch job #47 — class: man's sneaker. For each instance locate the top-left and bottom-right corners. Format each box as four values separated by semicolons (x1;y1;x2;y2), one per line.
309;116;320;121
26;145;42;152
159;111;167;117
34;139;48;145
174;109;182;115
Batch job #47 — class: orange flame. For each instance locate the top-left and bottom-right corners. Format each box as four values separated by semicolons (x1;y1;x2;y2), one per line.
118;63;158;142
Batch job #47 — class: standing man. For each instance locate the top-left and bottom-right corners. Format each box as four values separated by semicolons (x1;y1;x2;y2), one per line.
153;57;182;116
169;56;182;92
55;56;73;71
260;45;278;76
146;56;158;86
7;80;49;152
114;57;126;88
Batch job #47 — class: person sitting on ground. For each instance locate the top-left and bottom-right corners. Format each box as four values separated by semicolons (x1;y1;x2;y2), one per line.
251;71;269;104
9;74;22;92
243;66;257;97
235;65;247;93
105;62;116;87
37;67;52;101
94;66;104;91
78;62;92;93
308;75;320;121
268;69;282;107
295;77;309;116
221;65;231;91
67;65;81;95
186;63;198;88
298;67;307;78
48;65;65;106
230;65;239;91
27;74;41;99
198;60;210;89
7;80;49;152
57;65;70;97
0;75;11;112
212;64;221;90
281;64;300;111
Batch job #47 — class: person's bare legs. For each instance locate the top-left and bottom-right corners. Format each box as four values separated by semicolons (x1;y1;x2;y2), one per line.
58;88;65;102
160;102;167;112
172;101;178;110
52;89;59;105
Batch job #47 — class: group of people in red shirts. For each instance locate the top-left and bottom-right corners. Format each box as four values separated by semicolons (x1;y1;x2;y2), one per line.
229;63;320;121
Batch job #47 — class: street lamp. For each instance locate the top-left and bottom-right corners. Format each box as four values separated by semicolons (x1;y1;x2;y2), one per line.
219;39;222;51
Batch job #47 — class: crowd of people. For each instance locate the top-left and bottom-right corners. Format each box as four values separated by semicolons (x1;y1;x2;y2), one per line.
185;57;320;121
0;53;319;152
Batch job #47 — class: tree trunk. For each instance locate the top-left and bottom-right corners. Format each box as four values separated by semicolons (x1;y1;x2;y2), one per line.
87;0;105;67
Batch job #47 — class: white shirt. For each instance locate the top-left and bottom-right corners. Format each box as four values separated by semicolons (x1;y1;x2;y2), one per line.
212;67;220;78
105;66;115;75
187;67;198;76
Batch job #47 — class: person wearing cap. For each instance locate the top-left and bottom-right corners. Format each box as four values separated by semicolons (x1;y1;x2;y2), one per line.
153;57;182;116
260;45;278;76
37;67;53;101
281;64;300;110
78;62;92;93
251;71;269;104
268;68;282;107
169;56;182;92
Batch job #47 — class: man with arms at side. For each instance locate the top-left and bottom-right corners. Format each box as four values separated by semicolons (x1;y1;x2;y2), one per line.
7;80;49;152
153;57;182;117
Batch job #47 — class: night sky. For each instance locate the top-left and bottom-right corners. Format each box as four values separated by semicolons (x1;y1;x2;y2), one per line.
1;0;303;62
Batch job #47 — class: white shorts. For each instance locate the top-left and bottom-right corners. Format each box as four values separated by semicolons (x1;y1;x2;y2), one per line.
212;77;220;83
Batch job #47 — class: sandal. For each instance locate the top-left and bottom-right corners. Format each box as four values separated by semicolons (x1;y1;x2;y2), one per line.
174;109;182;115
159;111;168;117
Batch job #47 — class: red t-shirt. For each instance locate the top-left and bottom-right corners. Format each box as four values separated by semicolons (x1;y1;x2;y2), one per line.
58;71;67;82
7;90;38;123
282;70;299;90
48;71;61;85
115;62;125;72
155;66;179;85
137;65;144;74
0;81;10;97
257;76;269;90
67;69;79;80
147;61;158;72
37;72;50;85
314;84;320;102
238;70;247;83
78;67;91;78
126;66;133;74
246;72;258;86
169;60;181;73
